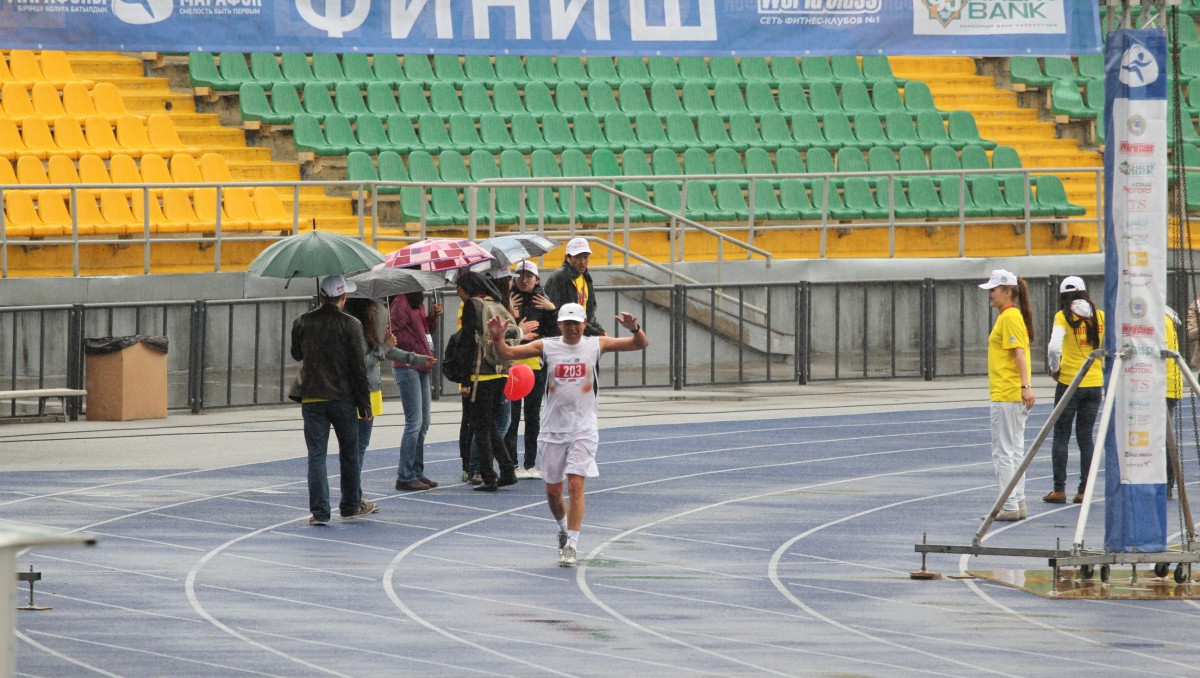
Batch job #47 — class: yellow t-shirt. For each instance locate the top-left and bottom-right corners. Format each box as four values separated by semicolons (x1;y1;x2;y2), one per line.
1053;309;1105;388
458;298;504;382
1167;314;1182;400
989;306;1030;402
573;274;588;308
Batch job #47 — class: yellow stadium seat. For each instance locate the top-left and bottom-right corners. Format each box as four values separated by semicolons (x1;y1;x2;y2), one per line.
51;115;95;159
14;155;47;186
3;190;40;237
0;157;15;185
114;114;153;158
84;115;124;158
108;153;142;198
169;153;203;187
220;186;258;230
92;83;142;123
31;82;67;119
21;116;69;158
99;187;140;235
146;115;200;156
48;154;91;199
251;186;293;231
193;188;251;231
39;51;92;89
34;188;71;237
130;190;179;234
0;118;28;160
199;152;233;182
77;153;111;193
7;51;46;88
1;82;36;121
0;55;30;89
72;190;109;236
161;188;203;232
139;153;172;196
61;81;98;122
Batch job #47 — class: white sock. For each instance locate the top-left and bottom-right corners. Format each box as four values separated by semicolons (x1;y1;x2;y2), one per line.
557;517;568;533
566;530;579;549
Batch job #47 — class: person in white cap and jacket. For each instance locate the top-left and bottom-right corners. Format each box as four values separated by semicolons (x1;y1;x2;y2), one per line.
485;303;648;567
288;274;378;525
980;269;1036;521
505;260;557;478
544;237;604;337
1043;275;1104;505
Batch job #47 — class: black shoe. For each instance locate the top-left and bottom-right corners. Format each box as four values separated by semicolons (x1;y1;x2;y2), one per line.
473;481;499;492
419;477;439;489
396;479;431;491
497;470;518;487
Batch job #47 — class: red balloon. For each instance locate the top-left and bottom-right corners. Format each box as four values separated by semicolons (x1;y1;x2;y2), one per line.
504;363;535;401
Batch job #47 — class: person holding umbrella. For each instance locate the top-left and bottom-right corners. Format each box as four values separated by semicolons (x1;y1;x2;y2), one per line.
389;290;444;491
289;275;378;526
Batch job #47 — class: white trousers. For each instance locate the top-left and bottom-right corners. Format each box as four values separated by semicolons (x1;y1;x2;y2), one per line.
990;401;1029;511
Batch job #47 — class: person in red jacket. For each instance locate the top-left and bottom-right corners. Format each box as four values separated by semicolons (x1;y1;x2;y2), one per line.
388;290;443;491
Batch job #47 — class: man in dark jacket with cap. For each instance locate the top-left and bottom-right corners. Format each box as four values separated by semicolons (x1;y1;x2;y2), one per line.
543;237;604;337
505;260;557;477
289;274;378;526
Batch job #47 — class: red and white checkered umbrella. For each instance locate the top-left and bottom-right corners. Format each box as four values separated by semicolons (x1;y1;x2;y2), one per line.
383;238;494;272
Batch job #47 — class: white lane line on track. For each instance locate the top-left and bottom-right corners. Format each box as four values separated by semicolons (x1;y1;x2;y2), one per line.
20;630;285;677
22;591;202;624
28;552;180;581
200;583;412;623
14;631;126;678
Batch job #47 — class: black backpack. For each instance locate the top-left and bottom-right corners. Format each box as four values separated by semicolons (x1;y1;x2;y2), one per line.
440;328;476;385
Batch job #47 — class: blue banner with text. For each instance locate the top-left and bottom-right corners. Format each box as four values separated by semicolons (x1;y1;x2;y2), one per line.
2;0;1100;56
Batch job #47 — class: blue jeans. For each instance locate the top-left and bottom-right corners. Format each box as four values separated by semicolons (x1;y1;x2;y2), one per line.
356;414;373;476
1049;383;1101;494
302;400;361;520
505;367;546;469
393;368;431;483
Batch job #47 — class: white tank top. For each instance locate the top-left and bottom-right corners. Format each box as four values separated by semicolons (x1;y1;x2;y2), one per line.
539;336;601;437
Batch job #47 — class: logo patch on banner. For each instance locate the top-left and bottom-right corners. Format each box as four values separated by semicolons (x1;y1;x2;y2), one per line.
1119;44;1159;87
113;0;172;24
912;0;1066;34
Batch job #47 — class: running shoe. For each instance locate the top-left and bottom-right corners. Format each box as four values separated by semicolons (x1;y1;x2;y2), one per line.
557;531;568;557
559;545;577;568
309;515;329;526
524;467;542;479
342;500;379;519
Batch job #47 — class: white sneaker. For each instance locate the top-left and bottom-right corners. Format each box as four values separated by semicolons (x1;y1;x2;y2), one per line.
513;467;531;480
524;467;541;479
559;545;577;567
557;531;568;557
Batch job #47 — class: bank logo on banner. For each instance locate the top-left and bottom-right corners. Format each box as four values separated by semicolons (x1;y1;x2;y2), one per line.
912;0;1065;34
112;0;171;24
1119;44;1159;87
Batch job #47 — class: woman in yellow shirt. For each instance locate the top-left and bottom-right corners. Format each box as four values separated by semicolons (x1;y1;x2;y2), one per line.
1043;276;1104;505
980;269;1036;521
1166;307;1182;499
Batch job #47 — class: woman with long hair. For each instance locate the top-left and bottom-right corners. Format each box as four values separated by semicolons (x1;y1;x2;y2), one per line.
1043;276;1104;505
387;290;443;491
980;269;1036;521
343;298;433;481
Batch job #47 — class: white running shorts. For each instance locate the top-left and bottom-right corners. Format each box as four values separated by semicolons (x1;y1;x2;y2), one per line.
538;435;599;484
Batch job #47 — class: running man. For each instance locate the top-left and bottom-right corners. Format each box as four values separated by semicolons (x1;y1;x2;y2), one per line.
485;303;649;567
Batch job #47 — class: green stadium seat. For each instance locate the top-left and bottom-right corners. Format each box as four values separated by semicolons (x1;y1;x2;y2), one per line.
268;82;306;122
283;53;326;89
884;111;926;149
855;112;897;150
634;111;672;150
678;57;714;86
526;186;568;225
614;180;655;221
814;179;860;220
247;52;284;87
401;54;436;86
729;111;763;151
416;112;453;153
556;57;590;87
313;53;354;88
807;81;842;118
648;57;683;87
862;56;904;86
841;177;885;218
652;147;682;176
821;111;863;149
715;178;750;219
573;112;610;152
771;57;804;84
587;82;620;116
341;55;379;88
437;150;470;182
740;57;774;85
874;178;924;218
523;82;558;119
776;81;811;116
604;112;648;152
292;113;345;155
397;82;432;116
379;150;411;191
1051;79;1091;119
616;57;652;87
650;81;686;117
898;144;929;179
835;147;868;179
1042;57;1085;85
871;82;906;115
696;111;735;149
354;114;390;154
867;145;899;175
938;177;990;217
903;81;944;117
463;55;498;85
780;178;822;219
555;82;589;120
1001;174;1052;217
948;111;996;149
758;112;793;152
683;147;715;176
585;57;620;86
480;112;524;153
189;52;235;90
969;175;1023;217
492;81;526;119
621;149;654;178
541;112;577;153
525;56;559;84
334;82;369;121
751;179;796;220
470;151;518;225
682;82;717;119
991;145;1022;177
789;111;826;150
239;83;289;125
494;55;530;84
1076;53;1104;81
618;81;653;115
929;144;961;183
592;148;622;177
385;113;419;154
560;148;591;178
300;82;337;120
803;147;836;185
1168;116;1200;147
1008;57;1055;89
347;150;384;194
498;148;529;179
469;149;499;181
1035;174;1086;216
746;82;780;118
916;111;957;149
651;179;683;216
372;54;405;86
959;144;992;184
321;113;373;153
907;176;957;217
708;57;741;83
429;185;468;225
449;113;497;153
801;57;836;84
745;147;776;180
716;146;748;180
365;82;400;117
714;81;750;117
511;112;552;152
460;81;494;119
839;81;875;117
1084;78;1105;114
831;56;866;86
429;82;465;117
684;179;735;220
665;112;702;151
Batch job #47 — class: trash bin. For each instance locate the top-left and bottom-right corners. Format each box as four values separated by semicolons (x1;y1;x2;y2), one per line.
84;336;169;421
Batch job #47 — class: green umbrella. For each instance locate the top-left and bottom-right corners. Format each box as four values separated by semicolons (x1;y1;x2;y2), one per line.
248;230;386;286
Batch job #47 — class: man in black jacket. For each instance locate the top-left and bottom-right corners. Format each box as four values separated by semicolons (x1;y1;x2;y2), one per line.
543;237;604;337
505;260;557;478
289;274;378;526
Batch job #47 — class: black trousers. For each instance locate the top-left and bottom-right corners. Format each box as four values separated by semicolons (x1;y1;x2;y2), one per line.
465;378;515;484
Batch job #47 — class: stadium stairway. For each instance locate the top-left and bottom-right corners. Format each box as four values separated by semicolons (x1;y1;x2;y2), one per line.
890;56;1103;249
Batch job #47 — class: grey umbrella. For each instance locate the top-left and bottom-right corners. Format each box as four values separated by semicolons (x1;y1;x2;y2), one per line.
346;267;447;299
